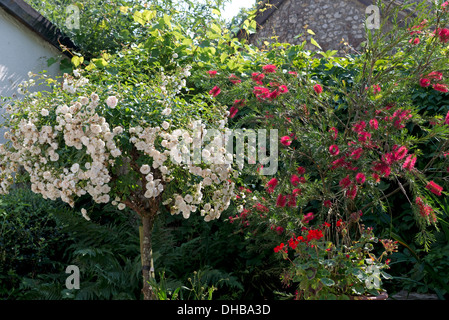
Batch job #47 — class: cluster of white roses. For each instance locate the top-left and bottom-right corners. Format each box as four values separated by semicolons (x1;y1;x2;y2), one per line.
0;67;236;222
129;118;236;221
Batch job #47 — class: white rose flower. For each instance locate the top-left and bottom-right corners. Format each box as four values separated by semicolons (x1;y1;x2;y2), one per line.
117;203;126;210
140;164;151;175
41;109;49;116
106;96;118;108
162;121;170;130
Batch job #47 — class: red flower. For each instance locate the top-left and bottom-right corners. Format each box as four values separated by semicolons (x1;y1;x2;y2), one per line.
278;85;289;93
433;83;449;93
324;222;331;228
207;70;217;77
426;181;443;196
329;144;339;156
313;84;323;94
288;237;299;250
266;178;278;193
336;219;343;227
275;226;284;235
427;71;443;81
253;86;270;100
209;86;221;97
419;78;431;87
372;173;381;183
254;203;269;213
306;229;323;242
228;106;238;118
290;174;301;186
280;135;293;146
297;166;306;175
251;72;265;84
274;243;286;253
373;84;381;94
229;74;241;84
346;184;358;200
437;28;449;43
302;212;314;224
329;127;338;140
369;119;379;130
339;175;352;189
292;188;302;196
352;121;366;133
287;194;297;207
402;154;417;171
276;194;287;207
323;200;332;208
356;173;366;184
444;110;449;125
372;161;391;177
262;64;277;73
409;37;420;45
350;147;363;160
393;145;408;160
358;131;371;143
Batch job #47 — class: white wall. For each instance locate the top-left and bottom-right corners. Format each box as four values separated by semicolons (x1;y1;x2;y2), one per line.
0;6;63;143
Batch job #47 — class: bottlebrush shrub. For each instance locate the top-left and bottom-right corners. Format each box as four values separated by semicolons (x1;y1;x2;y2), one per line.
207;0;449;298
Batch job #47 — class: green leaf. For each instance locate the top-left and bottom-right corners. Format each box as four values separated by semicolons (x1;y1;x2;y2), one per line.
320;278;335;286
71;56;84;67
220;53;228;64
310;38;322;49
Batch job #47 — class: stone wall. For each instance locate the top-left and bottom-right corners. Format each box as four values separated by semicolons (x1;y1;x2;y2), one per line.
248;0;369;53
247;0;434;54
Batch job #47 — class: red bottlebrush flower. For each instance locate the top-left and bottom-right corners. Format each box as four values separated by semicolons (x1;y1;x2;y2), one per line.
372;173;381;183
262;64;277;73
393;145;408;160
251;72;265;84
278;85;289;93
445;110;449;125
356;173;366;184
339;175;352;189
329;144;339;156
228;106;238;118
369;118;379;130
352;121;366;133
419;78;431;87
207;70;217;77
280;135;293;146
402;154;417;171
426;181;443;196
372;84;381;94
409;37;420;45
254;203;269;213
297;166;306;175
372;161;391;177
287;194;297;207
253;86;270;100
427;71;443;81
437;28;449;43
324;222;331;228
336;219;343;227
358;131;371;143
350;147;364;160
229;74;241;84
290;174;301;186
302;212;314;224
323;200;332;208
233;99;245;108
292;188;302;196
209;86;221;97
442;1;449;10
266;178;278;193
329;127;338;140
313;84;323;94
288;71;298;76
268;89;281;100
346;184;358;200
433;83;449;93
275;226;284;235
276;194;287;207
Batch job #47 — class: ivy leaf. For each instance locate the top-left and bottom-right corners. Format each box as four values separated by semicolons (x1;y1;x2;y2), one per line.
320;278;335;286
